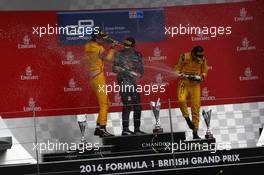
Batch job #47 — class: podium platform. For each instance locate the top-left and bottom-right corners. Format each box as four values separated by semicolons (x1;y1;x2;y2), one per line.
5;131;264;175
42;132;216;162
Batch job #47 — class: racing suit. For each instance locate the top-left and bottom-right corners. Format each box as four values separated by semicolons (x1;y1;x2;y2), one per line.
174;52;208;131
112;48;144;130
84;41;115;126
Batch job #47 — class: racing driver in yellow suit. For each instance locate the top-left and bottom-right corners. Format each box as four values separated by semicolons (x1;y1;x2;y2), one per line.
174;46;208;139
84;31;116;137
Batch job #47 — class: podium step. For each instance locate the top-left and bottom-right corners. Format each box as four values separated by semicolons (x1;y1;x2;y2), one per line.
0;137;12;151
42;145;114;162
102;132;186;152
42;134;218;162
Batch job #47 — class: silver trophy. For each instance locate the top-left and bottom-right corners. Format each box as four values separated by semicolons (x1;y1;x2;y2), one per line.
77;114;87;143
202;109;214;139
150;98;163;133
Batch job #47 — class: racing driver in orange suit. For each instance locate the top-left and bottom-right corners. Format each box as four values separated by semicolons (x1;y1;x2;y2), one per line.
174;46;208;139
84;31;116;137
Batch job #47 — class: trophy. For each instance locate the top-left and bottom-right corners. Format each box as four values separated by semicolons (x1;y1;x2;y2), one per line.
150;98;163;133
77;114;87;143
202;109;214;139
257;125;264;147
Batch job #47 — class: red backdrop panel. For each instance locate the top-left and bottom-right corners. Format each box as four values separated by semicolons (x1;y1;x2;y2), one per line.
0;0;263;118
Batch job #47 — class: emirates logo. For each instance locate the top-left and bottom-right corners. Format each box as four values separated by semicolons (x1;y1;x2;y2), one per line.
240;8;247;18
237;37;256;51
148;47;167;61
62;51;80;65
64;78;82;92
18;35;36;49
239;67;258;81
23;97;41;111
234;7;253;22
66;51;74;61
69;78;76;88
28;97;35;108
156;73;163;84
244;67;252;77
242;37;249;48
201;87;215;101
26;66;32;76
202;87;209;97
153;47;161;57
20;66;39;80
23;35;30;45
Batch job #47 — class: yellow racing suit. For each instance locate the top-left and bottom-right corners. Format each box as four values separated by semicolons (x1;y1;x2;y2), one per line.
174;52;208;131
84;41;115;126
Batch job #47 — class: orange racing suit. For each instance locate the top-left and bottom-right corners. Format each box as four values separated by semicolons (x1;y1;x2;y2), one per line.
174;52;208;131
84;41;115;126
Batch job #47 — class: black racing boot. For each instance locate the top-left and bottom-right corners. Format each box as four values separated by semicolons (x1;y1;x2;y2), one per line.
184;117;195;130
98;126;114;137
94;123;100;136
134;128;146;135
94;128;100;136
122;127;134;135
193;130;201;140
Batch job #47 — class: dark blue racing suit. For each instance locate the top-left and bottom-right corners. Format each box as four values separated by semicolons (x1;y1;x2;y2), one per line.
112;48;144;130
